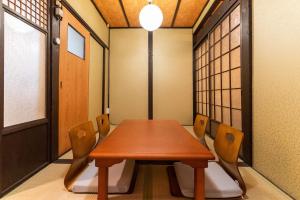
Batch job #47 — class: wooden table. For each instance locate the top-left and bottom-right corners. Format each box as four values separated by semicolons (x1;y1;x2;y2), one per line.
90;120;215;200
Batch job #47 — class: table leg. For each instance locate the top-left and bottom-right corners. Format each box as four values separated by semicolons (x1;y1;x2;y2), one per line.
194;167;205;200
98;166;108;200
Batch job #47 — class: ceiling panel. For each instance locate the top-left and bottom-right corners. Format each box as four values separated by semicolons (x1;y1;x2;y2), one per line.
174;0;208;27
122;0;146;27
93;0;209;28
93;0;128;27
155;0;178;27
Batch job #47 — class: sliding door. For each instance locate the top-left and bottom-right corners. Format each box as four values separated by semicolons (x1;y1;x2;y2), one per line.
0;0;50;194
58;6;90;155
193;1;252;164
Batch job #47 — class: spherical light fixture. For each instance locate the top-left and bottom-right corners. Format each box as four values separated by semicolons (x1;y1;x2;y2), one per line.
139;2;163;31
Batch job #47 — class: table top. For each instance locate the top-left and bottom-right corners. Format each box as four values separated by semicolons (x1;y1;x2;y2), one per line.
90;120;215;161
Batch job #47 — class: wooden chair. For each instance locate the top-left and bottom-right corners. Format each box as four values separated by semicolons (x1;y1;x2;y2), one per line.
96;114;110;141
64;121;137;194
169;124;246;199
193;114;209;148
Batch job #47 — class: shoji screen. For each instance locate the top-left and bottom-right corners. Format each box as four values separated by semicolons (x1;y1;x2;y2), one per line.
194;5;242;145
153;29;193;125
195;39;209;117
110;29;148;124
209;5;241;137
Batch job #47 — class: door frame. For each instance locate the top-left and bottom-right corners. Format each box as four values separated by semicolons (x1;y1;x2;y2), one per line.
50;0;109;160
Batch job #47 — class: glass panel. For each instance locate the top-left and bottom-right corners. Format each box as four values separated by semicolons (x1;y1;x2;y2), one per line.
215;58;221;74
232;109;242;130
223;107;231;125
231;47;241;68
68;25;85;59
222;71;230;89
211;106;215;119
215;106;221;122
231;5;240;29
231;68;241;88
222;90;230;107
215;41;221;58
222;16;230;37
232;89;242;109
231;26;240;49
4;13;46;127
215;90;221;106
222;53;230;71
214;25;221;42
222;35;229;54
215;74;221;90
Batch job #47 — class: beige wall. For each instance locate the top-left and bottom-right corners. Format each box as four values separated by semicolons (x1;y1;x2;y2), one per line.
110;29;148;124
88;37;103;130
252;0;300;198
153;29;193;125
66;0;108;45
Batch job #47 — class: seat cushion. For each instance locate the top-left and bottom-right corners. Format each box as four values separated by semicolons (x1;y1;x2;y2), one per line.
72;160;135;193
174;162;243;198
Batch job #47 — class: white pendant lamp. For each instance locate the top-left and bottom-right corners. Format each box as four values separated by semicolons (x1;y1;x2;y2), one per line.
139;0;163;31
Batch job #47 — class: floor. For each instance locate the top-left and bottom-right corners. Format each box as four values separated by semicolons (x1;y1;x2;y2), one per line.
2;126;292;200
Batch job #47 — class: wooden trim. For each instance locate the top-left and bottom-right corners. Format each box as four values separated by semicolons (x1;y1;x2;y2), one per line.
102;48;106;114
107;29;111;109
0;1;4;193
192;0;211;28
118;0;130;27
90;0;108;26
148;31;153;120
240;0;252;166
2;119;49;136
193;0;221;34
193;0;238;49
50;0;60;161
171;0;181;27
61;0;108;49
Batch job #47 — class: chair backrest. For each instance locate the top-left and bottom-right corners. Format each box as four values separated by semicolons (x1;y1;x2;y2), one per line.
64;121;96;191
214;123;246;195
214;124;243;164
193;114;209;147
96;114;110;139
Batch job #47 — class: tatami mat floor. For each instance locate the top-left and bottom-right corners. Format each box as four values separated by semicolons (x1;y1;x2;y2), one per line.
2;126;292;200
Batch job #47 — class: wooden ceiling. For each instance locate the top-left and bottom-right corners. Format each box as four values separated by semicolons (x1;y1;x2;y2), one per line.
92;0;209;28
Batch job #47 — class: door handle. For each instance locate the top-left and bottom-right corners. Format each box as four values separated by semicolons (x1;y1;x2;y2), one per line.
60;81;63;89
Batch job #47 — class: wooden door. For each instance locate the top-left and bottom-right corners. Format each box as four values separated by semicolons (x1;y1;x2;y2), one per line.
58;6;90;155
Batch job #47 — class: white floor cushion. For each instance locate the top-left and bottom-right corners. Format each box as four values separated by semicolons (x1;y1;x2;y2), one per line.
72;160;135;193
174;162;243;198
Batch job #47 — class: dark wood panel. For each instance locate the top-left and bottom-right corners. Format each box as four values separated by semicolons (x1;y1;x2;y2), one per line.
1;124;48;192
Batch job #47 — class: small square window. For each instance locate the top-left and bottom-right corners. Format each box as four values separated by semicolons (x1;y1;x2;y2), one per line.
67;25;85;59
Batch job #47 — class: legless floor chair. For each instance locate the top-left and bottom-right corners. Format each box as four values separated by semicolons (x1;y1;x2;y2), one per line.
64;120;137;194
193;114;209;148
168;124;246;199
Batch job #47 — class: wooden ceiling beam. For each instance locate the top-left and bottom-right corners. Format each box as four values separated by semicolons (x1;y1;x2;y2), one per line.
119;0;130;27
171;0;181;27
